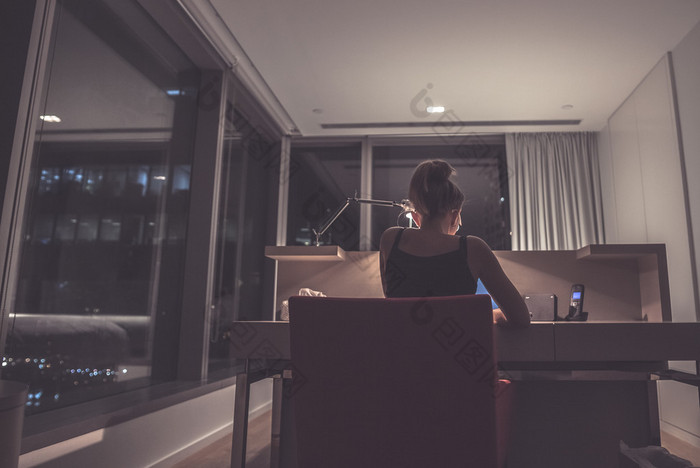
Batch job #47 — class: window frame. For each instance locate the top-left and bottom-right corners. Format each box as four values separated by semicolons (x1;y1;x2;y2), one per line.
0;0;284;450
284;134;510;251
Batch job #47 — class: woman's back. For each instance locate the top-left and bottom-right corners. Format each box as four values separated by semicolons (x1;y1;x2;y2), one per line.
378;159;530;328
382;228;477;297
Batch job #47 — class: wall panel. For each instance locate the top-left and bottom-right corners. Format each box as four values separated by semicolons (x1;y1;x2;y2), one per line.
635;56;696;323
661;18;700;447
672;20;700;323
597;125;618;243
602;46;700;445
607;94;647;243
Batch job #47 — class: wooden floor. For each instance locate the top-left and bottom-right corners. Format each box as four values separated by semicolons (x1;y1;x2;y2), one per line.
173;410;700;467
172;411;271;468
661;430;700;466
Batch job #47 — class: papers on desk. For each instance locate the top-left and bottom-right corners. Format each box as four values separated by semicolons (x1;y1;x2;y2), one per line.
280;288;326;321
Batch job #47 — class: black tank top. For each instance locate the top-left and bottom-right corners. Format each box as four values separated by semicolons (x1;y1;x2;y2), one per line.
384;228;478;298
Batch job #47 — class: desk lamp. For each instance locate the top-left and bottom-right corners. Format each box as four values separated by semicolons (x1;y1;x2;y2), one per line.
313;193;413;246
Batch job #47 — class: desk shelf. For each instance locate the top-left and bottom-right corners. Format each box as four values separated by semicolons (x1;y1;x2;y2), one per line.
265;245;346;262
575;243;667;261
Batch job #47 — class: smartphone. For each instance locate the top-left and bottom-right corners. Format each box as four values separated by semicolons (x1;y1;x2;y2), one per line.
569;284;585;318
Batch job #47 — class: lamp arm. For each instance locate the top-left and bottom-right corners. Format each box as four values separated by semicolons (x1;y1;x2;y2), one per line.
313;198;351;246
353;197;409;209
312;196;411;246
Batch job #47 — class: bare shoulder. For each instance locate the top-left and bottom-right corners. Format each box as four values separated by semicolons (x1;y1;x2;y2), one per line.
379;227;403;253
466;236;497;277
466;235;493;258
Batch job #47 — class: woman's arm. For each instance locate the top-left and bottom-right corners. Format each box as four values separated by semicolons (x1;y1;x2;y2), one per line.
468;237;530;328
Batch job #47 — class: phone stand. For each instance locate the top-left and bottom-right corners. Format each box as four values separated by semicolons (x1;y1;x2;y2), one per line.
564;305;588;321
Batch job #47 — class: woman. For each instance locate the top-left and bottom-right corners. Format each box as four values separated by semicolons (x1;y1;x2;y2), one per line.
379;159;530;328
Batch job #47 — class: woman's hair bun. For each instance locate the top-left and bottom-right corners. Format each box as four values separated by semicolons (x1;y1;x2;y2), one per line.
425;160;453;184
409;159;465;219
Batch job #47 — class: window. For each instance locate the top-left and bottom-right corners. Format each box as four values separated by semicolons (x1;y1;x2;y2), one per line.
208;83;279;376
372;139;511;250
286;144;362;250
1;0;200;413
284;138;511;252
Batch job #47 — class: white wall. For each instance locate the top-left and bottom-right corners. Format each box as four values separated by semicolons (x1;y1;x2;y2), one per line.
605;93;647;244
596;125;617;243
598;22;700;447
601;53;695;322
659;18;700;449
672;17;700;329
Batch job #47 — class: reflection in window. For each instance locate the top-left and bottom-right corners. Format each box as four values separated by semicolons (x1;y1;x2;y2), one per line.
166;214;186;242
62;166;83;184
54;214;78;241
149;166;167;197
103;168;127;197
38;168;60;194
143;215;157;244
121;215;145;245
2;0;199;414
83;167;103;195
127;166;149;197
287;145;362;250
76;215;99;242
172;165;191;194
32;214;54;244
99;216;121;241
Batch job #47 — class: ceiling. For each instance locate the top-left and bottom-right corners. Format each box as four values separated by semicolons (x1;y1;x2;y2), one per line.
190;0;700;136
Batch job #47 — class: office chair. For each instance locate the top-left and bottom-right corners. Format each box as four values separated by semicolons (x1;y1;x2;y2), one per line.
288;295;513;468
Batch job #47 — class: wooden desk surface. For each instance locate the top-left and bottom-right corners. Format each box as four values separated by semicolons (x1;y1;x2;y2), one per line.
230;321;700;364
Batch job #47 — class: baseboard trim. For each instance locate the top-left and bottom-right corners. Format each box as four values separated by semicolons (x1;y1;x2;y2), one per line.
19;378;274;468
148;422;232;468
148;396;273;468
661;420;700;449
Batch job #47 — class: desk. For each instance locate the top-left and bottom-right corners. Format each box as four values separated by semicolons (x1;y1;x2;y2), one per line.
229;321;700;468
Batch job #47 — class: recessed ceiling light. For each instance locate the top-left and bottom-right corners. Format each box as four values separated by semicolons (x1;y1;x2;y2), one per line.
426;106;445;114
39;115;61;123
561;104;574;110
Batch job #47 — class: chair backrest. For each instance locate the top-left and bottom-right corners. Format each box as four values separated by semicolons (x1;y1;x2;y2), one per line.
288;294;500;468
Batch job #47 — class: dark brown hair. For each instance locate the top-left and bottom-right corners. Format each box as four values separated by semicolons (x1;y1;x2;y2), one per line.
408;159;465;220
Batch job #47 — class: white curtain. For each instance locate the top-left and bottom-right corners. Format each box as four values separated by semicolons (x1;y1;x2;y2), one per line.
505;132;604;250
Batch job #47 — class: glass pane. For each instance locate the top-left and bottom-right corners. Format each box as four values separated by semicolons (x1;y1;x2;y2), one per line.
2;0;199;413
83;167;104;195
99;216;122;242
38;168;61;194
208;98;279;376
148;166;167;198
54;214;78;241
76;214;99;242
126;166;149;198
287;145;362;250
31;214;55;244
103;168;127;197
372;141;511;250
171;165;191;194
